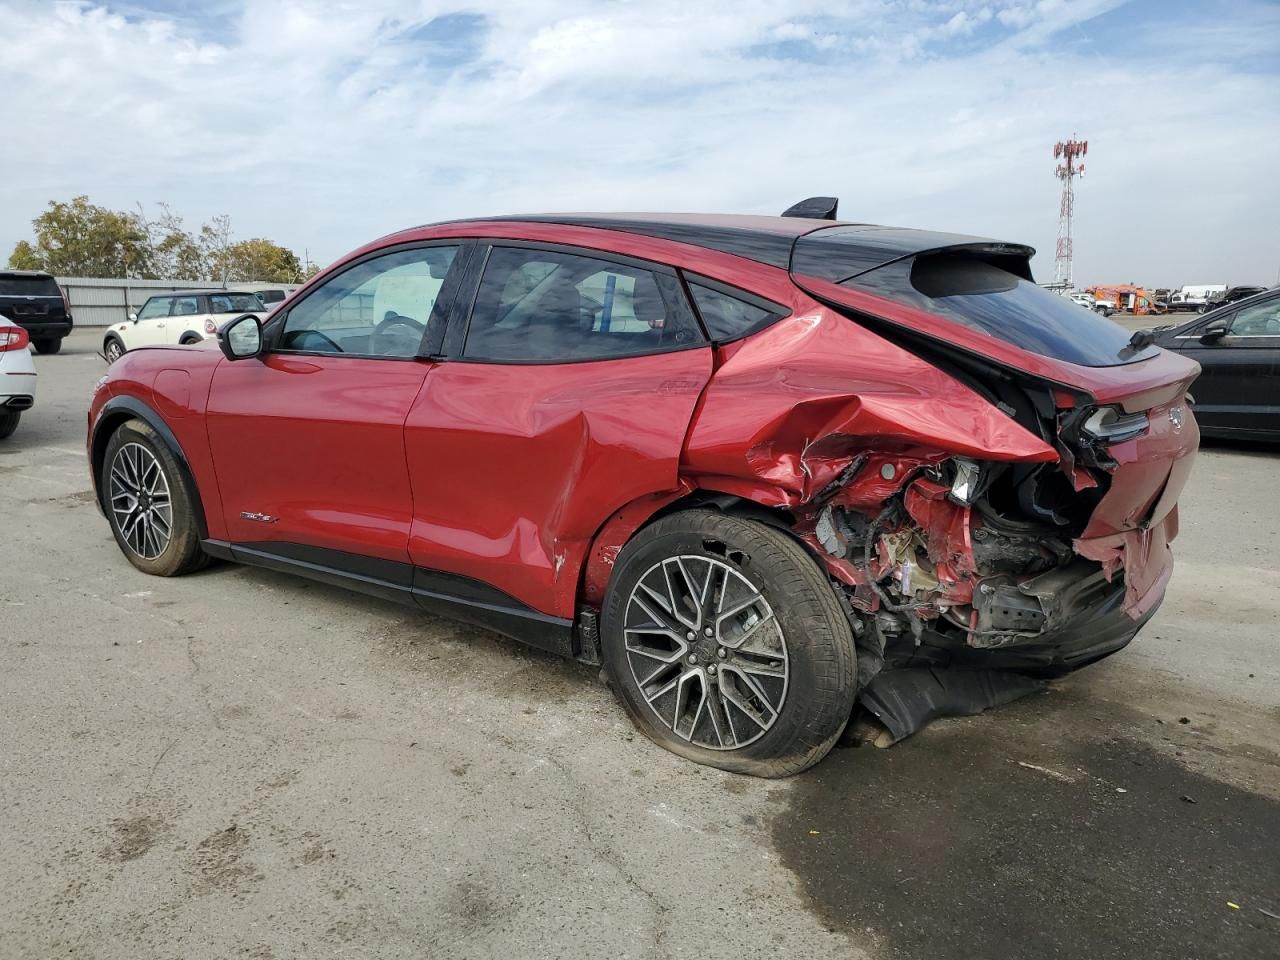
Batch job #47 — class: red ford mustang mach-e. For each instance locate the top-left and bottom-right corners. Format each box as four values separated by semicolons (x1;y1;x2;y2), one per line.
88;200;1200;776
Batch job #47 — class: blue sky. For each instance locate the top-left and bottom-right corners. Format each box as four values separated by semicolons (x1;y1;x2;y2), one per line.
2;0;1277;286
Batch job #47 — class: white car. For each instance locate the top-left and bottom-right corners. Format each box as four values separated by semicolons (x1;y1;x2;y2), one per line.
102;289;265;363
0;313;37;440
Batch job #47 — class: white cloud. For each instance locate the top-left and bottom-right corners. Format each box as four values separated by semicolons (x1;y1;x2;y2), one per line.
0;0;1277;287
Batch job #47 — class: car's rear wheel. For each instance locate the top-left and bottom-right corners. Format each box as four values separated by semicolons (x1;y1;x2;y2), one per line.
103;336;125;363
102;420;208;577
601;510;856;777
0;409;20;440
33;337;62;355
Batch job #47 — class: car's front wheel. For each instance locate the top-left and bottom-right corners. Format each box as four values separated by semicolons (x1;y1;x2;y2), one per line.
601;510;857;777
103;336;125;363
102;419;209;577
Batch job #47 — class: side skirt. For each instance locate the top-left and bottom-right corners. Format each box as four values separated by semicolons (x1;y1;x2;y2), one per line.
202;539;577;659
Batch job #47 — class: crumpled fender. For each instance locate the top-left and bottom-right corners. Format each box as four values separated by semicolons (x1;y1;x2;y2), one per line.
683;306;1056;507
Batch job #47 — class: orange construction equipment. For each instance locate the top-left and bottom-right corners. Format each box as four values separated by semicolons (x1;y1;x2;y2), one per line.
1086;284;1166;316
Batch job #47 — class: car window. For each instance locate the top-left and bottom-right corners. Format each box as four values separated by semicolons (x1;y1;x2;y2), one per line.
686;281;784;342
0;275;61;297
840;255;1158;367
171;296;200;317
137;297;171;320
463;247;703;362
281;246;459;357
209;293;264;314
1229;298;1280;336
257;289;285;303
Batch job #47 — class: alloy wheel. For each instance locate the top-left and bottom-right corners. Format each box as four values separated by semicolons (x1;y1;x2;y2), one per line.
623;555;789;750
108;442;173;560
105;341;123;363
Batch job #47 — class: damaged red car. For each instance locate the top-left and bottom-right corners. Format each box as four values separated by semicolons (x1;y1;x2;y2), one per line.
87;199;1200;776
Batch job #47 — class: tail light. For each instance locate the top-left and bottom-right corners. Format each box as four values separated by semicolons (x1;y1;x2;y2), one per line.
1081;405;1150;444
204;319;217;335
0;326;30;352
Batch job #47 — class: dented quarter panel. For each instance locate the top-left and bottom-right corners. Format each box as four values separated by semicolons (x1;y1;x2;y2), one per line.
683;301;1057;506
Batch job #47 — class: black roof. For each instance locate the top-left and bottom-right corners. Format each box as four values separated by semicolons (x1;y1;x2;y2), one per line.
475;213;1032;278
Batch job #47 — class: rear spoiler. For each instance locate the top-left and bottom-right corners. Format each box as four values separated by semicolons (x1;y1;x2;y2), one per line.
781;196;839;220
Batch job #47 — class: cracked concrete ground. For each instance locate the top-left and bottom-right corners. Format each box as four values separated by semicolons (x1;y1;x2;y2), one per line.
1;331;1277;960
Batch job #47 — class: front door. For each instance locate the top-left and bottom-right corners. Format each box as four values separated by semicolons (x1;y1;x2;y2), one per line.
403;242;713;623
205;244;463;568
1177;295;1280;436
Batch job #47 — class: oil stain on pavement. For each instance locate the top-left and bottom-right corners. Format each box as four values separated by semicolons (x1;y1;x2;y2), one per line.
774;694;1280;960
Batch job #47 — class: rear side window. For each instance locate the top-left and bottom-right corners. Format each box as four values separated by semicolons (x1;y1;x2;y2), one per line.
0;275;61;297
685;280;785;342
209;293;263;314
846;255;1157;367
171;296;201;316
463;247;703;362
137;298;171;320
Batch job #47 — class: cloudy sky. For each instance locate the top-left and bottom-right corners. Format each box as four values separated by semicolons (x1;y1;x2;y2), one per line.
2;0;1277;286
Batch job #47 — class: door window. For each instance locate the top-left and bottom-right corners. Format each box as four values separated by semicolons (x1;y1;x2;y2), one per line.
171;296;201;317
281;246;459;357
463;247;703;362
1229;298;1280;336
137;297;171;320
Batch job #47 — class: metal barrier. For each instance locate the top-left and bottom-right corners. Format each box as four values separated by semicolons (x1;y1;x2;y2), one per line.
56;277;301;327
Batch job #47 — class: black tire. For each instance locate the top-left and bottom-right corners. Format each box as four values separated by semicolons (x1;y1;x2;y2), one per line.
103;336;125;363
601;510;856;777
0;409;20;440
33;337;62;355
102;419;209;577
179;334;201;345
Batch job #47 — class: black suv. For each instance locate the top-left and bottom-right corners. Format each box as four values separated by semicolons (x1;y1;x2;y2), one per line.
0;271;74;353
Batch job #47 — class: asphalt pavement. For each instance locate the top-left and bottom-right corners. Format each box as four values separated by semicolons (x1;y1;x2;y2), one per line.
1;331;1277;959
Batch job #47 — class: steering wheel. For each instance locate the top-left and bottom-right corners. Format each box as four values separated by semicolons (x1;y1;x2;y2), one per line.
373;313;425;354
286;328;342;353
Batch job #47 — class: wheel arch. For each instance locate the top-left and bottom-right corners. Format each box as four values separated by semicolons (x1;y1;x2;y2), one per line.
90;395;209;538
577;486;801;612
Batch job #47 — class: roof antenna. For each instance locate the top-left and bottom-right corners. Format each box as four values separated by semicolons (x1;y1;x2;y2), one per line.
781;196;838;220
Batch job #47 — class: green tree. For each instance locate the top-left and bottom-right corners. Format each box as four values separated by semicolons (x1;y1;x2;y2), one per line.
7;240;41;270
215;237;305;283
7;196;149;276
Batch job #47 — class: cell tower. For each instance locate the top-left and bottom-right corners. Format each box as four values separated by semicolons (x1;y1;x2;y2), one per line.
1053;136;1087;288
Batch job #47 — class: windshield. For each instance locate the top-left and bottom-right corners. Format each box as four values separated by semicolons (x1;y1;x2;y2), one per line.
842;255;1158;367
209;292;265;314
0;276;61;297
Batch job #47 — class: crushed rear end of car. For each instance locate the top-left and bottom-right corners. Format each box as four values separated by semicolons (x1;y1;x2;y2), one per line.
686;226;1201;743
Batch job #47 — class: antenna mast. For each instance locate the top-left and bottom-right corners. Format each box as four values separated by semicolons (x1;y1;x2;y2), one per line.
1053;136;1087;288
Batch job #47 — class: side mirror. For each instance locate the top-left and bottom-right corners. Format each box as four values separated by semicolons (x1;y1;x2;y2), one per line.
218;314;263;361
128;312;138;322
1199;320;1229;344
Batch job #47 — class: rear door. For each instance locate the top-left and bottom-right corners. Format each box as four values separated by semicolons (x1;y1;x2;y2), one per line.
205;243;463;568
403;242;713;623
